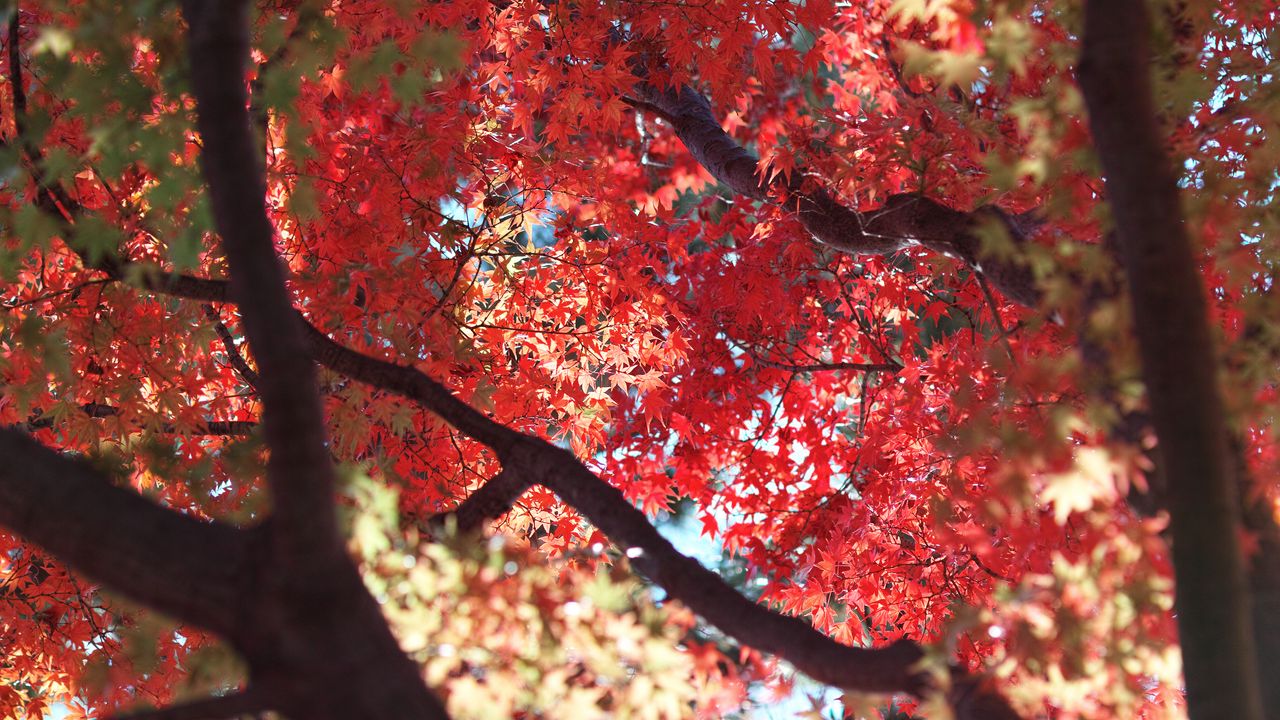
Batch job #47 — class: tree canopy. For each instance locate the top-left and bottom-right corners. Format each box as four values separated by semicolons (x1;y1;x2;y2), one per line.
0;0;1275;718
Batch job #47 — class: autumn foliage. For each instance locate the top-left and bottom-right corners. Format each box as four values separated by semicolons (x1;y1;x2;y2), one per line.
0;0;1275;718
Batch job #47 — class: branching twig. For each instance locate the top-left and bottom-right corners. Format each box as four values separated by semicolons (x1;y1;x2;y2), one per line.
630;80;1040;306
203;304;261;389
730;337;901;374
750;355;902;375
974;272;1016;363
23;402;256;436
8;7;82;222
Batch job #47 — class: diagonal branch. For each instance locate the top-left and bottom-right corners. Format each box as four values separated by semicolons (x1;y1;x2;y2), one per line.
179;7;453;718
428;469;535;535
630;82;1041;307
203;304;260;389
8;7;83;222
25;222;1021;709
732;340;902;374
522;441;928;693
64;261;1014;705
298;322;1015;706
300;320;525;453
0;429;248;635
181;0;339;561
749;358;901;374
7;11;1015;705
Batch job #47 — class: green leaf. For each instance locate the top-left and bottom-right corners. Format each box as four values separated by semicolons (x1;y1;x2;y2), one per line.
260;64;302;113
13;204;60;250
986;14;1034;77
70;214;124;265
391;68;431;106
287;177;320;221
39;146;79;186
411;29;465;74
145;166;199;213
172;195;213;271
346;40;402;92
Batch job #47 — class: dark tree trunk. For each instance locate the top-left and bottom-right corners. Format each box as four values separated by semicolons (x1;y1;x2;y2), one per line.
1078;2;1263;718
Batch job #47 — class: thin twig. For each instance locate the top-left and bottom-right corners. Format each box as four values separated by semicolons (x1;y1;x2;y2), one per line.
732;338;901;374
975;272;1016;363
203;304;260;389
106;688;267;720
23;402;256;436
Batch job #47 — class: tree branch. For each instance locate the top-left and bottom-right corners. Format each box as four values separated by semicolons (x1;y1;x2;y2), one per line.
750;359;901;374
24;402;256;436
523;441;928;693
630;81;1041;307
427;469;534;535
177;7;453;718
4;10;1023;706
0;429;248;635
181;0;339;562
25;209;1020;709
1078;2;1263;718
203;305;260;389
8;7;83;222
733;341;902;374
106;688;267;720
298;318;1024;710
294;325;938;695
300;320;525;454
85;276;1008;704
8;9;231;305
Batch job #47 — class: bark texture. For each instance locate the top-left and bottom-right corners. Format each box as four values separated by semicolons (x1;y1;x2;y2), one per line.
1078;2;1263;718
178;2;450;718
182;0;339;566
0;430;247;635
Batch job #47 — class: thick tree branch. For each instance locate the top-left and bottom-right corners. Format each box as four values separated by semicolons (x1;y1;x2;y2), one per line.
298;321;1022;707
0;2;1032;715
631;82;1041;307
3;10;1024;708
32;215;1019;709
1228;430;1280;719
300;321;526;453
181;0;339;561
428;469;534;535
1243;490;1280;717
89;267;1014;706
179;6;452;720
520;441;928;693
1078;2;1263;718
0;429;248;635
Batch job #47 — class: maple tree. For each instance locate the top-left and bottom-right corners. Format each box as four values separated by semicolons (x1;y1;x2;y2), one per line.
0;0;1276;718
